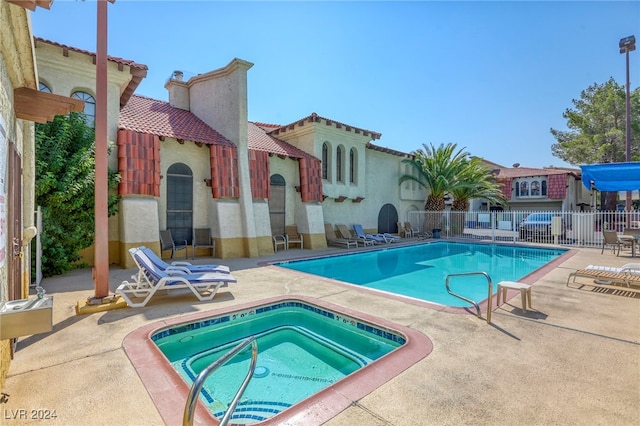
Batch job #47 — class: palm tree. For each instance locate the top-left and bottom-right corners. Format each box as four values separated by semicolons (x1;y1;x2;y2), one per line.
399;143;469;232
450;157;506;211
449;157;507;235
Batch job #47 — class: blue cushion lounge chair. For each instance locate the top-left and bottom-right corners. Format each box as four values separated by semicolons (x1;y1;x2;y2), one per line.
382;232;402;242
353;224;391;244
117;248;237;307
139;246;230;274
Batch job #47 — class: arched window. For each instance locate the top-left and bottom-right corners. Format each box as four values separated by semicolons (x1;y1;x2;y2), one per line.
322;143;328;180
349;148;356;184
71;91;96;127
39;82;51;93
336;146;343;182
514;177;548;198
166;163;193;243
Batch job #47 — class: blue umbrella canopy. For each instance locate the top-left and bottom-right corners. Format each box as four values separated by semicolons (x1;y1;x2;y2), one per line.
581;162;640;191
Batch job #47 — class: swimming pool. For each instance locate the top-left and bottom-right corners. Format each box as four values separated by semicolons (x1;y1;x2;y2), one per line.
123;296;432;425
277;242;568;307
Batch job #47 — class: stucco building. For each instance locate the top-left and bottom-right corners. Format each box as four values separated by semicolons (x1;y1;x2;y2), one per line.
34;39;426;269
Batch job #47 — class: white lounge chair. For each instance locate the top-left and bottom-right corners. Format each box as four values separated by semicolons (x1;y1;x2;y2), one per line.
138;247;230;275
117;248;237;307
567;265;640;293
585;262;640;274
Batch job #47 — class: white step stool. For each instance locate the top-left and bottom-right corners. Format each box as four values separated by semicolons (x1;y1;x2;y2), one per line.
497;281;532;311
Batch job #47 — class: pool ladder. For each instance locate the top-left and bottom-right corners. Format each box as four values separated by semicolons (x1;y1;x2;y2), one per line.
183;336;258;426
445;271;493;324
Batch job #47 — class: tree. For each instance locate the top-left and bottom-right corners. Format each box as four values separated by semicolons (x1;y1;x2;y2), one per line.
399;143;470;232
34;112;120;277
550;78;640;210
450;157;506;212
550;78;639;165
449;157;507;235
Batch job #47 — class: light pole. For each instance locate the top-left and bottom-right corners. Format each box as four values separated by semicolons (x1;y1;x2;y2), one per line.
620;35;635;213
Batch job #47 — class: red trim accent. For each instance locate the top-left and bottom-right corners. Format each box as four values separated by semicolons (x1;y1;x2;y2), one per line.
249;149;270;199
210;145;239;198
299;157;323;202
117;130;160;196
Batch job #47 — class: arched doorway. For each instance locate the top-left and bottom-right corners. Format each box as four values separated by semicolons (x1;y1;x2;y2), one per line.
377;203;399;234
166;163;193;243
269;174;286;236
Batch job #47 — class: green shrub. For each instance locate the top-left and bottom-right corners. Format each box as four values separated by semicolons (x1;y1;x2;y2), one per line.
33;112;120;277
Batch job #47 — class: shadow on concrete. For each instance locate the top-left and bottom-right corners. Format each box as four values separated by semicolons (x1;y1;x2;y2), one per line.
97;291;237;324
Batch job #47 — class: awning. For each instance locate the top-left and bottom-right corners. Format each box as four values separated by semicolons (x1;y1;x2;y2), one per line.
581;162;640;191
14;87;84;123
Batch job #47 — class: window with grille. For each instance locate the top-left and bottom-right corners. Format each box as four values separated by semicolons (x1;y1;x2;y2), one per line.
166;163;193;243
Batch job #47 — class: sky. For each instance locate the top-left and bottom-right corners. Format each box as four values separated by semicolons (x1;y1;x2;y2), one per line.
30;1;640;169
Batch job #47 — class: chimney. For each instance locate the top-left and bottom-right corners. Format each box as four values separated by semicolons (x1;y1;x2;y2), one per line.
164;70;189;110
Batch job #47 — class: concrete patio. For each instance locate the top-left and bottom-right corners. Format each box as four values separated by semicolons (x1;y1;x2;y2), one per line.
2;242;639;425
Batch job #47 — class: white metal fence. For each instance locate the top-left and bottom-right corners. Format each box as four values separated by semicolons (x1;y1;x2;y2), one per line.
406;210;640;247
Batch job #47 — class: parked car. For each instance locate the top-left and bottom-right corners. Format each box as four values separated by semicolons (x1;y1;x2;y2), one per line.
519;213;565;241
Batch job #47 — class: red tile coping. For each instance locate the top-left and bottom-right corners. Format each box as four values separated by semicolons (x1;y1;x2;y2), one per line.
122;295;433;425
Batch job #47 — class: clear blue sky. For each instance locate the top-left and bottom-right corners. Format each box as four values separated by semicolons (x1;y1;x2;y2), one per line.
31;1;640;169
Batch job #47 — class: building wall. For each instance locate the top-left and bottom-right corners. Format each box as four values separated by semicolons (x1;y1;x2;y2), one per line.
0;0;37;389
35;42;132;170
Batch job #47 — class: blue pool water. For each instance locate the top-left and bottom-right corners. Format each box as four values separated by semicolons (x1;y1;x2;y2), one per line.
277;242;566;307
152;300;404;424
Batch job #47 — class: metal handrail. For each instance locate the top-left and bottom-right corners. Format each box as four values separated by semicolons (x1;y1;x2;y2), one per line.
183;336;258;426
445;271;493;324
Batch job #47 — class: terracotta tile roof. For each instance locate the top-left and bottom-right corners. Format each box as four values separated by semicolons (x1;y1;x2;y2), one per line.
248;122;318;160
34;37;148;107
496;167;580;179
268;112;382;140
119;95;234;147
366;142;411;157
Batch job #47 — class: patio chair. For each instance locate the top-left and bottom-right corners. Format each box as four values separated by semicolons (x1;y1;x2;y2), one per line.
353;224;391;244
117;248;237;307
324;224;358;248
601;230;633;256
159;229;188;259
405;222;432;239
403;222;419;238
192;228;215;259
285;225;304;249
396;222;413;238
138;247;230;275
272;233;287;252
